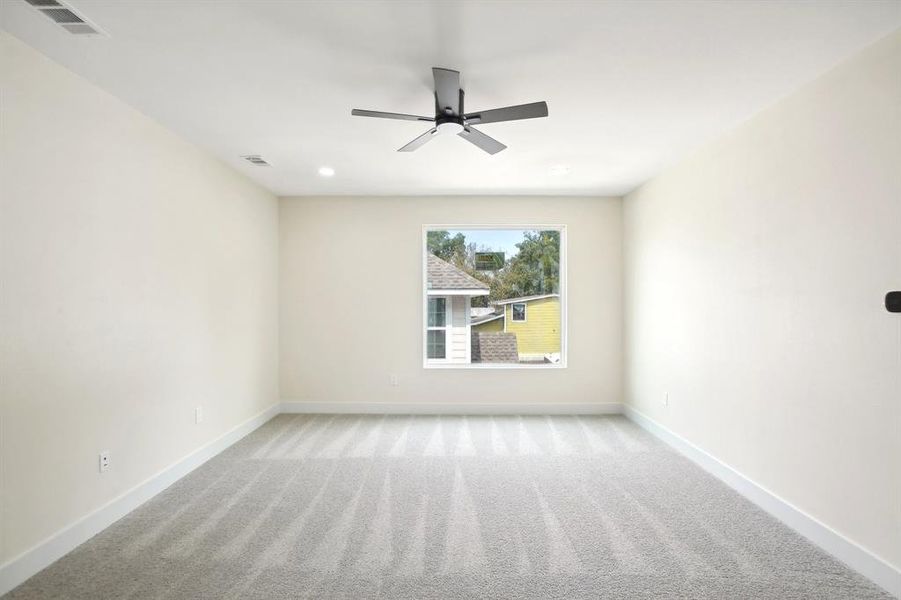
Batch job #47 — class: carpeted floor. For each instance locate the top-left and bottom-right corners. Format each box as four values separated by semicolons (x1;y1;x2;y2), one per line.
6;414;891;599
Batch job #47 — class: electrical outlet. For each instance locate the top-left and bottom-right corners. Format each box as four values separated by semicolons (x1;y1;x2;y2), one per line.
389;374;398;387
195;406;203;424
99;451;110;473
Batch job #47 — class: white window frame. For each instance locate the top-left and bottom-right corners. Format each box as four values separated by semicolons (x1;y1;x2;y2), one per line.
511;303;527;323
426;296;451;363
422;224;567;369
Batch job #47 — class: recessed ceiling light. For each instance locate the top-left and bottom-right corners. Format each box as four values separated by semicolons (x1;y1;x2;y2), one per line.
318;166;335;177
549;164;571;176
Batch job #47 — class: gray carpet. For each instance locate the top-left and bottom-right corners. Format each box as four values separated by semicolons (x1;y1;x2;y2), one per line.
6;414;891;599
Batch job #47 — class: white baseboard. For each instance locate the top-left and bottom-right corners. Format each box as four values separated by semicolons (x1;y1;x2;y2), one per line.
0;402;281;597
3;399;619;594
10;401;894;598
279;400;624;415
623;406;901;598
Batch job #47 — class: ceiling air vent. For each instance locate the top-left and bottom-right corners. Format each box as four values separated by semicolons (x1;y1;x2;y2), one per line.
40;7;82;22
241;155;271;167
24;0;104;35
61;22;98;35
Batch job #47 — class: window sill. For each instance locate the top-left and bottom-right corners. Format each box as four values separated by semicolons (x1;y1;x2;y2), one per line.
423;362;567;370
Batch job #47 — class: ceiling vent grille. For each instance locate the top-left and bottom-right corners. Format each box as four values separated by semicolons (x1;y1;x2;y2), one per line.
241;155;271;167
61;22;98;35
40;8;83;23
24;0;104;35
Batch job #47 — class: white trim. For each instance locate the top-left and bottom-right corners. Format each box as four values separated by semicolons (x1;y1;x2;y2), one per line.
623;406;901;598
493;293;560;305
471;313;504;326
424;361;564;370
427;289;490;296
558;227;568;367
5;399;616;593
0;402;281;597
8;401;894;598
464;296;472;364
422;225;567;369
281;401;623;415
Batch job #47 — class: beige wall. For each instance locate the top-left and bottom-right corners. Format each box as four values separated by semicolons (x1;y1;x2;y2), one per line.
623;30;901;570
280;196;621;407
5;15;897;588
0;33;279;564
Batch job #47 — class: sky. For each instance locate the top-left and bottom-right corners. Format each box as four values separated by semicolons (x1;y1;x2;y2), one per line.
445;229;528;260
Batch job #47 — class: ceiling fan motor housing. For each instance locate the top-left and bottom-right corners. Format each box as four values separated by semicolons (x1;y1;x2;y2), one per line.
436;116;464;135
435;86;465;134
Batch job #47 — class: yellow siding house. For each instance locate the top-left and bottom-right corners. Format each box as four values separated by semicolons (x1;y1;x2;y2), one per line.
493;294;561;361
471;313;504;332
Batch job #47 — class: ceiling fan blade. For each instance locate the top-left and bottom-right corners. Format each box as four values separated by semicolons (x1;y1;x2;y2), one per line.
397;128;438;152
352;109;434;122
464;101;548;125
432;67;461;116
458;126;506;155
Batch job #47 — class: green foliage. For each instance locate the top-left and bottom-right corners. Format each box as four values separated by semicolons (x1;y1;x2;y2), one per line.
509;230;560;296
426;230;466;264
427;229;560;304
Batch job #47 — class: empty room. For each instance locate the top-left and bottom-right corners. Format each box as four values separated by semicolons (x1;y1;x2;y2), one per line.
1;0;899;598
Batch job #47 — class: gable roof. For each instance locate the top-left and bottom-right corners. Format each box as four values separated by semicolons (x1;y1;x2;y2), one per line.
427;254;490;292
471;312;504;326
492;293;559;306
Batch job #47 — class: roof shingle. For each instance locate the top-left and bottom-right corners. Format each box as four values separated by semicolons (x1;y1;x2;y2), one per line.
471;331;519;363
427;254;489;292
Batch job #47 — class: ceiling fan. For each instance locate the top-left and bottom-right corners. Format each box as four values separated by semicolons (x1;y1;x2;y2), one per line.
351;67;548;155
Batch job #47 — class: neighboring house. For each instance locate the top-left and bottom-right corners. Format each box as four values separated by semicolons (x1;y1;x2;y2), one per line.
425;253;489;364
471;331;519;363
493;294;561;361
471;311;505;332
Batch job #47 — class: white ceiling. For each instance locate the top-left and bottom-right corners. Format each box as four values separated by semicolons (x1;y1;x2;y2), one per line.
3;1;899;196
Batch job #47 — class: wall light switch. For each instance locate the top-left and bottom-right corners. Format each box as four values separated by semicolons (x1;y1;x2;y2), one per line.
195;406;203;424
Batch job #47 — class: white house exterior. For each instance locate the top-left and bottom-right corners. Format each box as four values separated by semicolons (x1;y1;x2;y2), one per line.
425;253;489;364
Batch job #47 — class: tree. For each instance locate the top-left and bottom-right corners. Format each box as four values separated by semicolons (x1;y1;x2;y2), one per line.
426;230;466;264
514;230;560;293
426;229;560;304
492;230;560;298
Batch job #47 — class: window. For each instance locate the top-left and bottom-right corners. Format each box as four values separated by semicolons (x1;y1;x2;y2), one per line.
426;297;447;359
511;303;527;322
427;330;446;359
423;226;565;368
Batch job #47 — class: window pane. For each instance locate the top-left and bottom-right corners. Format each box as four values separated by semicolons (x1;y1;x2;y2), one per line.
512;303;526;321
428;297;446;327
426;228;563;366
427;330;446;359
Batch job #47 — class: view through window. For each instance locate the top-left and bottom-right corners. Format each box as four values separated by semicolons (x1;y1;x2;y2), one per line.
423;226;565;367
